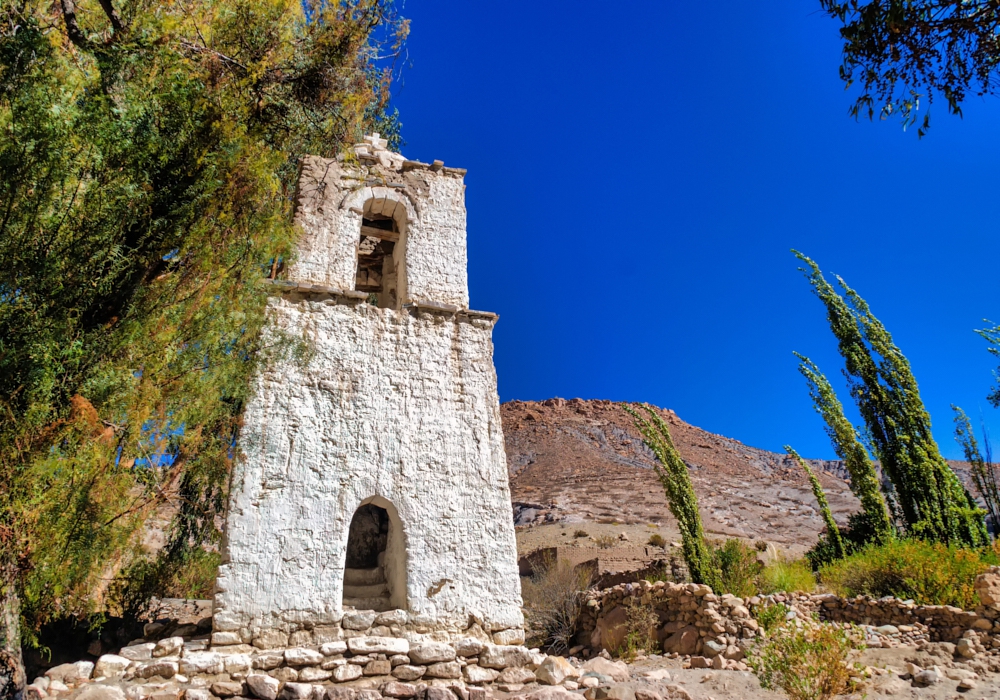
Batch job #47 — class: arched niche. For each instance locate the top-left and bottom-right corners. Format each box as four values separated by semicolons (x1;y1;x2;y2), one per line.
342;495;407;612
354;196;408;310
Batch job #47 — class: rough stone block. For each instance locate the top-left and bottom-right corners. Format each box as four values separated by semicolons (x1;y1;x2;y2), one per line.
424;662;461;679
342;611;377;631
580;658;628;682
279;683;315;700
535;656;577;685
45;661;95;683
497;667;536;684
211;682;245;698
135;660;178;679
424;689;455;700
461;666;497;685
299;668;334;682
321;641;349;656
272;667;299;683
119;644;155;662
212;632;242;646
325;689;357;700
479;645;533;670
247;674;281;700
491;629;524;646
381;682;417;698
224;654;253;674
254;630;290;650
76;686;127;700
333;664;363;682
179;652;223;676
364;660;392;676
348;637;409;655
185;690;212;700
391;665;425;681
375;610;407;627
285;648;325;666
408;643;455;665
94;655;131;679
453;639;484;658
153;637;184;658
252;652;285;670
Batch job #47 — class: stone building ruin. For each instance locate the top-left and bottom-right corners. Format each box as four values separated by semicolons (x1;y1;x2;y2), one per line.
212;134;524;649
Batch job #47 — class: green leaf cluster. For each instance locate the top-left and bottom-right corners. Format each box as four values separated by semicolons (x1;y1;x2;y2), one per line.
0;0;405;655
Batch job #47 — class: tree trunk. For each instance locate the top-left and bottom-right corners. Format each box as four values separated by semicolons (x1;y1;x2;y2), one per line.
0;572;23;700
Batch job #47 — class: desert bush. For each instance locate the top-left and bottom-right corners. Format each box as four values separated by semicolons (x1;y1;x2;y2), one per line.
752;602;791;635
522;554;592;653
819;539;1000;608
754;539;768;552
648;533;666;548
748;620;863;700
713;538;763;597
759;557;817;594
613;600;660;661
594;535;617;549
574;530;589;538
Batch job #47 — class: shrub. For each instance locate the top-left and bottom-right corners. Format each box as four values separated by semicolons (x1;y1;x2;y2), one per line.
522;554;592;653
594;534;617;549
759;557;817;594
754;539;768;552
648;533;666;548
748;620;863;700
819;538;1000;609
752;602;790;635
713;538;763;598
613;600;660;661
573;530;589;538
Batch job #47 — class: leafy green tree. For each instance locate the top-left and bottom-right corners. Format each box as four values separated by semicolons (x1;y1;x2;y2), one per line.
819;1;1000;135
622;403;722;590
795;355;894;545
794;251;987;547
0;0;405;690
952;407;1000;531
787;446;846;560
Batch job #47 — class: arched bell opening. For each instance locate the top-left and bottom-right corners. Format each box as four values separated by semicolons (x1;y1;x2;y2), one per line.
355;197;408;310
342;496;407;612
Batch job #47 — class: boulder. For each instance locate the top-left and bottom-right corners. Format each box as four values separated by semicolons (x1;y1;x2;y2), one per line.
913;667;942;685
45;662;94;683
246;674;280;700
75;686;127;700
633;691;662;700
661;628;698;656
701;640;725;658
408;642;455;665
278;683;315;700
94;655;131;679
584;686;634;700
210;682;245;698
595;607;628;653
535;656;578;685
134;660;177;679
975;566;1000;606
152;637;184;658
580;657;629;683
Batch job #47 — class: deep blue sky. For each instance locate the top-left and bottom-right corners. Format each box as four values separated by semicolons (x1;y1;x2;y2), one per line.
390;2;1000;461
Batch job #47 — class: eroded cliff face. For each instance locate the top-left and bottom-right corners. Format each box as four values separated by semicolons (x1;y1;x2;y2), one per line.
502;398;861;549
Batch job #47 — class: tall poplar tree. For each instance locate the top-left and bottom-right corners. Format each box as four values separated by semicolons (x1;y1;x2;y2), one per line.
794;251;987;547
0;1;406;693
795;354;894;545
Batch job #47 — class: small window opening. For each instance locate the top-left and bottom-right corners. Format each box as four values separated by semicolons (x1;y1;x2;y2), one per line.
343;504;392;611
355;212;400;309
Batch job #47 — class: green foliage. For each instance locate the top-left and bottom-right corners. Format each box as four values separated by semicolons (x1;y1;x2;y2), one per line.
613;600;659;661
794;251;988;548
795;356;894;545
952;406;1000;529
521;554;592;654
0;0;405;651
819;539;1000;609
758;558;817;595
647;533;666;548
748;619;863;700
818;1;1000;136
752;602;790;635
622;403;722;590
787;446;846;560
712;538;762;598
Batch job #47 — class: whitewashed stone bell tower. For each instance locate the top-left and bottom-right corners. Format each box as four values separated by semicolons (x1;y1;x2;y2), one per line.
212;135;524;647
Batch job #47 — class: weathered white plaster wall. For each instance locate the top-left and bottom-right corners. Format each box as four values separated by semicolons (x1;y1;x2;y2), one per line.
290;155;469;310
215;299;522;635
215;137;521;639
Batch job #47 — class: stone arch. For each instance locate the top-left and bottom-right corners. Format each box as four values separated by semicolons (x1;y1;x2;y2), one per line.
340;187;417;310
342;495;407;612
